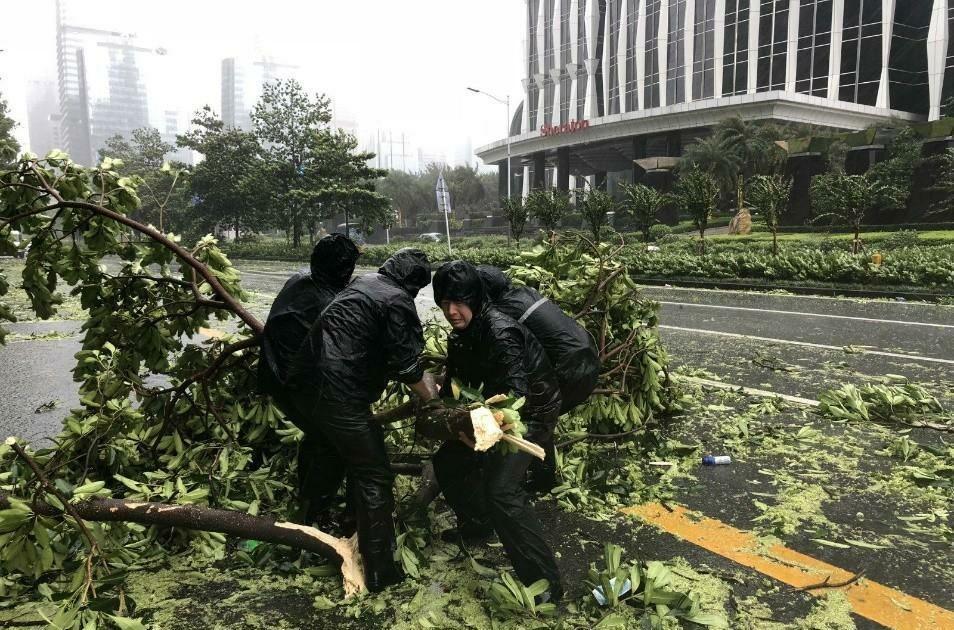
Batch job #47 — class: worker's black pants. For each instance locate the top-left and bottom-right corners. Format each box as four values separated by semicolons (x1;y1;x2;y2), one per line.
290;396;399;588
433;417;562;591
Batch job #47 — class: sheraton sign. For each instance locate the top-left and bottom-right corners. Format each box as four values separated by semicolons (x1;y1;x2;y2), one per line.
540;119;590;137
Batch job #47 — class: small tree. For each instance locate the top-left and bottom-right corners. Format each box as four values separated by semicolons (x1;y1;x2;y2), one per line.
670;168;719;254
620;182;664;245
525;189;570;237
0;93;21;167
928;148;954;219
578;188;617;243
810;172;898;254
501;195;529;243
747;174;792;255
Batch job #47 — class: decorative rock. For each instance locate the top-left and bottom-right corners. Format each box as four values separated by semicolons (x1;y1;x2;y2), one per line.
728;208;753;235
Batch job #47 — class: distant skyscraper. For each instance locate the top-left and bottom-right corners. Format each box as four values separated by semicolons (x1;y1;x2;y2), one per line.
220;56;299;129
54;0;167;164
26;80;59;157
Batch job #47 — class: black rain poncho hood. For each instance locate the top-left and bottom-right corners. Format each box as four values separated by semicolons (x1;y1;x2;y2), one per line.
311;233;360;289
477;265;600;412
379;248;431;298
476;265;511;302
433;260;485;314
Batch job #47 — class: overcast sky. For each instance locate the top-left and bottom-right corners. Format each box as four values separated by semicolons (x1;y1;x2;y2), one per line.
0;0;525;168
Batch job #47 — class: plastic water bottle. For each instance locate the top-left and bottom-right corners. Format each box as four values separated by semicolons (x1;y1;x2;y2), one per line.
702;455;731;466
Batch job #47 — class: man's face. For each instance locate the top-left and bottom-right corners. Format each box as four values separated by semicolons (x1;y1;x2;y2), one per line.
440;300;473;331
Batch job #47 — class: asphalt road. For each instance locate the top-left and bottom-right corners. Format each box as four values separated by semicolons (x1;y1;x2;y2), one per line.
2;261;952;627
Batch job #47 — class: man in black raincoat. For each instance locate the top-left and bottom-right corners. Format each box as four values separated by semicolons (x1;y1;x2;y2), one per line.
258;233;360;526
431;260;563;602
476;265;600;491
290;248;434;592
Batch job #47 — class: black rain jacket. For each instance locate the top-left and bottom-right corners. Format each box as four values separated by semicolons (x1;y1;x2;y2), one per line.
435;261;561;420
259;234;359;391
291;248;431;407
477;265;600;411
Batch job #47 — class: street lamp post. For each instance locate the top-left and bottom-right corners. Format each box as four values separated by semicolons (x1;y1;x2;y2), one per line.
467;87;511;200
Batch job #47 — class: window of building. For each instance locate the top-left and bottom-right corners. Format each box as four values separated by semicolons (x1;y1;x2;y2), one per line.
594;0;607;117
544;0;556;124
692;0;717;100
838;0;882;106
577;0;589;119
945;3;954;105
625;0;640;110
887;4;930;115
722;0;750;96
757;0;789;92
607;0;623;114
645;0;662;108
794;0;832;97
667;0;688;104
561;0;572;123
528;0;540;129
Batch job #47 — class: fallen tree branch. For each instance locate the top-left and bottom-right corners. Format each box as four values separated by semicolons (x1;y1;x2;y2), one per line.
795;569;865;592
555;428;642;449
0;492;366;597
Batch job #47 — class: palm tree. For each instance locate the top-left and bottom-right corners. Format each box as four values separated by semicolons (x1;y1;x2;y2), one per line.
680;134;741;203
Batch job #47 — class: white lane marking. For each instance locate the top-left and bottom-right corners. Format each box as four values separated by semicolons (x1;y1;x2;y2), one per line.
659;325;954;366
675;375;820;406
659;301;954;329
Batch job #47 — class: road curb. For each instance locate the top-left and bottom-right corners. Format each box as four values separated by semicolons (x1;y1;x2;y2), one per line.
633;276;950;302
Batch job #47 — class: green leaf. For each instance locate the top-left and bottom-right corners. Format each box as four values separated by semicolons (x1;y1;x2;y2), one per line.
107;615;147;630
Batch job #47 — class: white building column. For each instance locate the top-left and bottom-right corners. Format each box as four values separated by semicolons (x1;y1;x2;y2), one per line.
586;0;602;118
637;0;647;107
828;0;845;101
550;69;564;125
747;0;760;93
534;73;547;130
569;0;581;118
522;78;532;132
928;0;949;120
659;0;670;106
685;0;695;101
602;2;613;114
785;0;800;93
876;0;897;108
713;0;726;98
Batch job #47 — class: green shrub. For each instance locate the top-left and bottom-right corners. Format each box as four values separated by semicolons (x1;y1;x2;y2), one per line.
648;224;673;241
882;229;920;249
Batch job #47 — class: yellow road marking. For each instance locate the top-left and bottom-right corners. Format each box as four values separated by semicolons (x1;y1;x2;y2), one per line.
622;503;954;630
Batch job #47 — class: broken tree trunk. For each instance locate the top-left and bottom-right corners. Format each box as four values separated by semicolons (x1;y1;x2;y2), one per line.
0;494;366;596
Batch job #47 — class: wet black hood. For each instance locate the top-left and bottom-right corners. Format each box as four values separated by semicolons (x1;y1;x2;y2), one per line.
379;248;431;297
433;260;485;315
476;265;512;302
311;233;360;289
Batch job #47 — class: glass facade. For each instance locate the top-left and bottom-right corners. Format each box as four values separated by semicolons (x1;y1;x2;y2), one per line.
946;4;954;105
692;0;717;99
838;0;882;106
667;0;688;104
644;0;662;108
543;0;556;124
757;0;789;91
625;0;640;110
607;0;623;114
887;4;931;115
560;0;572;123
576;0;589;119
528;0;540;129
794;0;832;97
722;0;750;96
